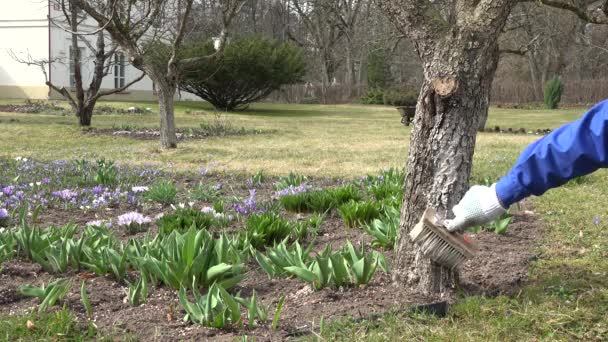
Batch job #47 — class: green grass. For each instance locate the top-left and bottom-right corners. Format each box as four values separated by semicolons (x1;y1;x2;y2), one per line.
1;100;605;340
0;101;584;177
0;307;95;341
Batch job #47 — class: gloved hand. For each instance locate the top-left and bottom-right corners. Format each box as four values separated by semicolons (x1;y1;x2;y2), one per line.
446;184;507;232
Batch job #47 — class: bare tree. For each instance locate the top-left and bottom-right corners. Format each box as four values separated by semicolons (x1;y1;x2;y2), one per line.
499;4;582;100
73;0;246;148
290;0;345;103
12;0;144;126
329;0;365;95
375;0;608;298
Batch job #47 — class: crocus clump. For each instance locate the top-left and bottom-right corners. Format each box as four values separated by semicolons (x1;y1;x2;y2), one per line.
0;157;161;213
233;190;264;216
201;206;233;221
52;189;79;202
0;208;9;227
274;184;313;198
131;186;149;193
117;212;151;234
86;219;112;228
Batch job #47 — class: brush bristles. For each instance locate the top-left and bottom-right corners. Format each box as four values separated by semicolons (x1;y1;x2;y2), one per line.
413;225;467;269
409;208;476;269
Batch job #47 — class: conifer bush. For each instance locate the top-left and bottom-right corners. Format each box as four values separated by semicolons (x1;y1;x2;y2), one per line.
180;37;306;111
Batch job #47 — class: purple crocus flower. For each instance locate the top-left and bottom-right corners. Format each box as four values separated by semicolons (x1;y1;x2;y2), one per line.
275;184;313;198
594;215;600;226
52;189;78;201
2;186;14;197
233;189;265;216
42;178;51;185
92;185;104;195
0;208;8;220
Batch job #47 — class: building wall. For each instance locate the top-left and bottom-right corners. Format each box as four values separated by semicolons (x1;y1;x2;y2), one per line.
0;0;50;99
1;1;200;101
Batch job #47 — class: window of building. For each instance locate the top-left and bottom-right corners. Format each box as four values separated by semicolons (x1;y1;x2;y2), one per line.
114;52;126;89
68;46;84;88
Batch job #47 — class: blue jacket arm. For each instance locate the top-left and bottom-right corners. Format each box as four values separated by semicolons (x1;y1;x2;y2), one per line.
495;100;608;207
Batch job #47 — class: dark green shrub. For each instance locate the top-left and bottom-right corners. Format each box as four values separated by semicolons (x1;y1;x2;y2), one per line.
338;200;382;229
275;172;308;190
364;206;399;249
244;212;317;248
360;88;385;105
366;48;391;89
180;37;306;111
279;192;313;213
360;88;418;107
364;168;405;201
146;180;178;205
279;191;333;213
544;76;564;109
156;208;216;235
189;182;221;202
244;212;293;248
329;184;362;204
92;158;118;186
382;89;418;107
279;185;361;213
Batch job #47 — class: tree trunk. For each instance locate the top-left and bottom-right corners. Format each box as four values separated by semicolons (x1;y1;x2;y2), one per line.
345;44;357;98
144;66;178;149
528;53;541;101
78;103;95;126
157;81;178;149
393;36;500;298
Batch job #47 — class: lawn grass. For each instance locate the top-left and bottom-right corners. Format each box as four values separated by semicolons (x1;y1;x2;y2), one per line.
0;307;95;341
1;100;606;340
0;101;582;177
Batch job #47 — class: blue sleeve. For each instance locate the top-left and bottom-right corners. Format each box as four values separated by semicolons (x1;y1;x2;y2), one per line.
495;100;608;207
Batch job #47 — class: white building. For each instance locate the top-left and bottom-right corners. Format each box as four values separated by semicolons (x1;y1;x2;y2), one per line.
0;0;196;101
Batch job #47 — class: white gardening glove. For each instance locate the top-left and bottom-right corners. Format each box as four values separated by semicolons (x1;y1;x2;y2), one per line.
446;184;507;232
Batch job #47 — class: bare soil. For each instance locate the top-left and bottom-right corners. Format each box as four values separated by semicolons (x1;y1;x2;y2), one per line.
84;127;275;141
0;177;543;341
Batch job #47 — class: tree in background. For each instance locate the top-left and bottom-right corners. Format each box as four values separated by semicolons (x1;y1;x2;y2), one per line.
73;0;246;148
11;0;144;126
544;76;564;109
289;0;345;104
365;47;391;90
179;37;306;111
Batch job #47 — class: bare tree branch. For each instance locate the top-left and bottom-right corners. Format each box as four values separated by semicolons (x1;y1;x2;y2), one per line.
531;0;608;24
94;72;146;99
49;0;119;35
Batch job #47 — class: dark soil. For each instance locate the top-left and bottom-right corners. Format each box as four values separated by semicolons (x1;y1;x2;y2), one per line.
459;208;543;296
0;101;66;114
84;127;276;141
0;178;543;341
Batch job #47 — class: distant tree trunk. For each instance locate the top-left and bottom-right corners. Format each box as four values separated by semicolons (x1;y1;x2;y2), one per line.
78;102;95;126
320;57;331;104
345;44;357;98
156;77;178;149
527;53;541;101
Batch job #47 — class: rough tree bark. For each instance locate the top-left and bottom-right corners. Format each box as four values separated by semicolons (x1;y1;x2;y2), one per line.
377;0;514;297
152;71;178;148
